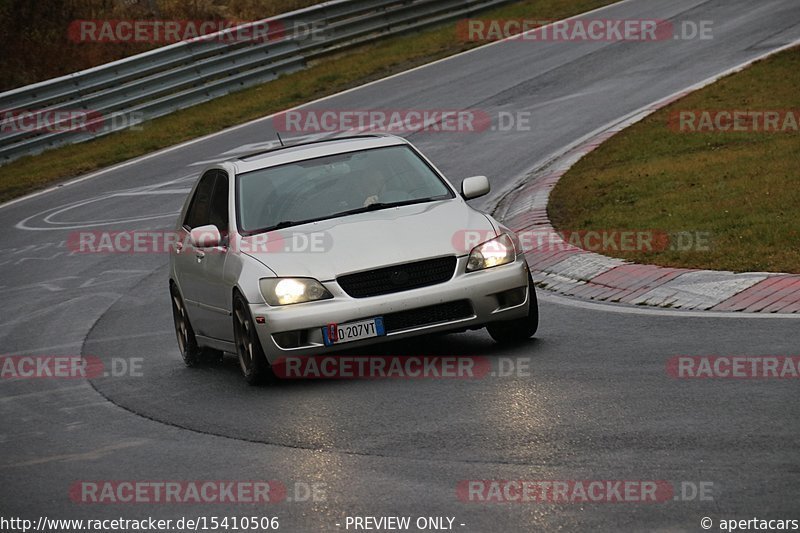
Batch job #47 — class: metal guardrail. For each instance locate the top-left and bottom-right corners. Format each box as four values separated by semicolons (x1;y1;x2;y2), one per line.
0;0;513;164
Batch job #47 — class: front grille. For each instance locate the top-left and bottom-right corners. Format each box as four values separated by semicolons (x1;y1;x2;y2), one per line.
338;256;457;298
382;300;473;333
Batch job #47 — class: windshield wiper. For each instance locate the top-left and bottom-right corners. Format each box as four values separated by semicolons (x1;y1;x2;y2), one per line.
243;196;447;236
355;202;395;212
336;197;443;218
270;220;298;230
245;218;314;235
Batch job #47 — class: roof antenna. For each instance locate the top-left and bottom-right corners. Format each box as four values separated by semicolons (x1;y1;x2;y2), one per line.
276;132;285;147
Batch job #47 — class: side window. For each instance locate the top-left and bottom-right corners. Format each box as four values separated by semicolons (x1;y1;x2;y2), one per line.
208;172;229;232
184;171;216;229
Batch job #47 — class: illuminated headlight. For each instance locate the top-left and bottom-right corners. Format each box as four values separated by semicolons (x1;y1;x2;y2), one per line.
259;278;333;306
466;233;516;272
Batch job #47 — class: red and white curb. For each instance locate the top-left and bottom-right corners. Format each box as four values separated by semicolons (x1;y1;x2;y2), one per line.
495;43;800;314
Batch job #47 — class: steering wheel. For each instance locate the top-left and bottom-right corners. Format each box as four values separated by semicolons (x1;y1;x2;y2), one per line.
275;175;344;220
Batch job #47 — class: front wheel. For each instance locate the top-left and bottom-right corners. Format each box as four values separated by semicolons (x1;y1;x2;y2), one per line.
171;286;202;367
487;269;539;344
233;294;274;385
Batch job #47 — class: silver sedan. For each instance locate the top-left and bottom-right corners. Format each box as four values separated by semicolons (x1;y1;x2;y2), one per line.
169;134;537;384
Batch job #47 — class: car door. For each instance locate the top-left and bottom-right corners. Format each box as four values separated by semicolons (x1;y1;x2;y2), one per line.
195;171;233;341
174;170;217;332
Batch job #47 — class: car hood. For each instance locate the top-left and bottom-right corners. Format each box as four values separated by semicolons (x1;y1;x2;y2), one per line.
242;199;496;280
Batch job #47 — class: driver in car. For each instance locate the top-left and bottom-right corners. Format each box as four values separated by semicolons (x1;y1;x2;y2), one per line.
360;168;389;207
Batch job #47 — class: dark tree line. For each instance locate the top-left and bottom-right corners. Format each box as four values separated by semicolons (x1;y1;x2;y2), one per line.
0;0;322;91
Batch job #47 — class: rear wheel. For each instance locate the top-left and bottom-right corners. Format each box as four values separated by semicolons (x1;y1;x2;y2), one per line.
487;269;539;344
233;293;274;385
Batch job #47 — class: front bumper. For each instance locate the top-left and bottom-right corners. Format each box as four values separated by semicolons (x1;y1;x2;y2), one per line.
250;255;530;363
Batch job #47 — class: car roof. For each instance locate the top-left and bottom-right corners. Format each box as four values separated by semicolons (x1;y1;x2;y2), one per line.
230;134;410;174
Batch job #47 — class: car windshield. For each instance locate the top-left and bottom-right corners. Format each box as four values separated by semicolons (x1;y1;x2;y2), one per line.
236;144;454;234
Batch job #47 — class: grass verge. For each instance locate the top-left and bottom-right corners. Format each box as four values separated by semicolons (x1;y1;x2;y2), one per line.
0;0;615;203
548;46;800;273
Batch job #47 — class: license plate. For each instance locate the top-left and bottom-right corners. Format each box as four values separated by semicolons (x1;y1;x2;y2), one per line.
322;317;385;346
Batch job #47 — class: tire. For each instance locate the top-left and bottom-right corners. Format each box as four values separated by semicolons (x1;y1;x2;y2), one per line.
171;285;203;367
232;293;274;385
487;269;539;344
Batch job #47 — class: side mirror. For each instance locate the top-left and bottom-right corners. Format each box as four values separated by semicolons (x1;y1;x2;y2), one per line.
461;175;490;200
190;225;221;248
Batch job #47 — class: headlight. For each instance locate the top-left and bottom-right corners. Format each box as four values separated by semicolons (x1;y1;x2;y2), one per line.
466;233;516;272
259;278;333;306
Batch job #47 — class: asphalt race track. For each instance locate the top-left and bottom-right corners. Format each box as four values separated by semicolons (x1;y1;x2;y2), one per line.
2;0;799;531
